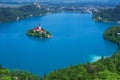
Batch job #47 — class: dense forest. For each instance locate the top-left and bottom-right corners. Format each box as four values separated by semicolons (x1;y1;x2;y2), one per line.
0;4;49;23
0;66;42;80
1;26;120;80
93;5;120;22
104;26;120;45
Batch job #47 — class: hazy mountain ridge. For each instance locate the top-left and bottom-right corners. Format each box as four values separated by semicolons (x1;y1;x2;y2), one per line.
0;0;120;3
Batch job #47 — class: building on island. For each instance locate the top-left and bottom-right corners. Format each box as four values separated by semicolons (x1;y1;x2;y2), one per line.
26;24;52;38
117;32;120;35
33;25;43;32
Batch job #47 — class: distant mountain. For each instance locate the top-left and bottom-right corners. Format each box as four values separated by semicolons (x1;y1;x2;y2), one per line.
0;0;120;3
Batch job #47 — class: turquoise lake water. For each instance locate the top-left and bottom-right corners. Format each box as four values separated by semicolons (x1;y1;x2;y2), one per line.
0;13;118;75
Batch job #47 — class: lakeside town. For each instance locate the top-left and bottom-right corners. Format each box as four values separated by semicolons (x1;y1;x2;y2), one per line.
0;1;116;14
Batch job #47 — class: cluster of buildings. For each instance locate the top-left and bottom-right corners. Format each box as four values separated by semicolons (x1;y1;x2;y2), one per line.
34;2;41;9
42;4;108;14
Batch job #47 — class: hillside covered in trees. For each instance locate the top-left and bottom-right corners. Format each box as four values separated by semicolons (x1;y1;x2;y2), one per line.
0;66;42;80
0;4;49;23
93;5;120;22
104;26;120;45
1;26;120;80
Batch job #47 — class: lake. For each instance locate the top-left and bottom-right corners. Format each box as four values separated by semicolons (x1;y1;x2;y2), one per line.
0;13;118;75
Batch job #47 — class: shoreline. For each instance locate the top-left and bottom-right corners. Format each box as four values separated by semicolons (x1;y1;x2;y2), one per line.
0;13;53;23
1;15;118;24
0;12;91;23
93;18;119;23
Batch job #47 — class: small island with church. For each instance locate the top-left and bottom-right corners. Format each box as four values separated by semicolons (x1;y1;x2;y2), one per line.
26;25;52;38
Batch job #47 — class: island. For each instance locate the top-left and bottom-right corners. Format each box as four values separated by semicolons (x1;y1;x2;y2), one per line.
26;25;52;38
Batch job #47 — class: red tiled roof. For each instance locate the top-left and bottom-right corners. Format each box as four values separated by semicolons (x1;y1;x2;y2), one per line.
34;27;39;30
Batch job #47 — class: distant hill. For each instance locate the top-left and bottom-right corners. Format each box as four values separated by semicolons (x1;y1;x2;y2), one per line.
93;5;120;22
0;0;120;3
0;4;49;22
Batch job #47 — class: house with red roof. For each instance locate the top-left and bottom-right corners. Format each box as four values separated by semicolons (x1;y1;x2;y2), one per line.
33;27;40;32
33;25;43;33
